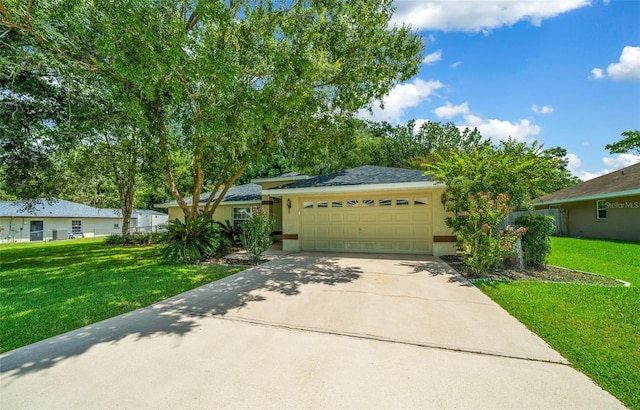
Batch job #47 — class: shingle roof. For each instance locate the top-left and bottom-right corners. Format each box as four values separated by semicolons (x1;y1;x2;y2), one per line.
535;162;640;204
155;183;262;208
268;166;433;189
0;198;135;219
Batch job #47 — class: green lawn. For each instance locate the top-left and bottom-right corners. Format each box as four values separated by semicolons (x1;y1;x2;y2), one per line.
0;239;243;353
476;237;640;409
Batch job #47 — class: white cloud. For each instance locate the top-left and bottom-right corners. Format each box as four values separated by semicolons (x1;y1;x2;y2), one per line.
603;153;640;169
590;46;640;81
532;104;554;115
391;0;589;32
427;34;436;43
564;152;640;181
461;114;540;143
433;101;470;119
358;78;443;123
422;50;442;65
590;68;605;79
451;61;463;69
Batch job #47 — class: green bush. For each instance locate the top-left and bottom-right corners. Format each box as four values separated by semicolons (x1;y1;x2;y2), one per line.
162;215;221;262
104;234;126;245
240;207;274;265
216;219;243;245
514;213;555;267
104;232;167;246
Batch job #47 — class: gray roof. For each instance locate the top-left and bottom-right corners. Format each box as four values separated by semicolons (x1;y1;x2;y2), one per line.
0;198;135;219
155;183;262;208
269;166;433;189
535;162;640;204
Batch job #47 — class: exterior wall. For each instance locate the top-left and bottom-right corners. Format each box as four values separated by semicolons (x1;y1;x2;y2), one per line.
0;217;129;243
133;213;169;232
534;195;640;241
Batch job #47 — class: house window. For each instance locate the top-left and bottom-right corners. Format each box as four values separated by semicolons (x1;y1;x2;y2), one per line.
317;201;328;208
362;199;375;207
396;198;410;206
114;223;119;229
596;200;607;220
71;220;82;234
303;201;314;209
331;200;343;208
233;207;252;225
379;199;392;207
347;200;359;207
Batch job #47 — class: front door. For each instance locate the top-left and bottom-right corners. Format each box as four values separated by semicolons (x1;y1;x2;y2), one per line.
30;221;44;241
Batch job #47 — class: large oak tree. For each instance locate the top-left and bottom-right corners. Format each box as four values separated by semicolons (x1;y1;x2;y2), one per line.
2;0;423;220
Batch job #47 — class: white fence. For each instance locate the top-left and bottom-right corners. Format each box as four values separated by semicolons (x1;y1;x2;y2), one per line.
0;225;167;244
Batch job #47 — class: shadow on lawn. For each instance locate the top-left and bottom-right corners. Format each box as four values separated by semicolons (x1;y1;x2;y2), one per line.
0;255;362;379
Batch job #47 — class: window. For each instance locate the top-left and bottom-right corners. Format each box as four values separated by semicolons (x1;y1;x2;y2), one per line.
396;198;410;206
71;220;82;234
362;199;375;207
379;199;392;207
233;207;252;225
347;200;359;207
596;200;607;220
331;200;343;208
317;201;328;208
114;223;119;229
414;197;428;205
303;201;314;209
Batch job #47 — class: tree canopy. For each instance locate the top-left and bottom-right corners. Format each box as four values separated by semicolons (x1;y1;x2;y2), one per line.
1;0;424;221
605;130;640;156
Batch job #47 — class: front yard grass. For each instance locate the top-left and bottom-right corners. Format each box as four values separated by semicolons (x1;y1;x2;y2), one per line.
475;237;640;409
0;239;243;353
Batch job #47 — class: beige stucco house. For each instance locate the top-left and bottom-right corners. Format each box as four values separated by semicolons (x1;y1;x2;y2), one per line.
156;166;457;256
533;162;640;242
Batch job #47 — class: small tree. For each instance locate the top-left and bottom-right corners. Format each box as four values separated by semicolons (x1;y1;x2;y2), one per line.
514;214;555;267
240;207;275;265
455;192;526;277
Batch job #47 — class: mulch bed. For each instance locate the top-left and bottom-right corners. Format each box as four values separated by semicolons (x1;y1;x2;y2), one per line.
439;255;625;286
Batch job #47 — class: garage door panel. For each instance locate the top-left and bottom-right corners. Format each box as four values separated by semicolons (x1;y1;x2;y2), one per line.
300;195;432;254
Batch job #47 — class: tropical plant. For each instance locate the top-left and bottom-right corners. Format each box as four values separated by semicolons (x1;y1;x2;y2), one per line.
514;214;555;267
240;207;275;265
216;220;243;245
162;214;221;262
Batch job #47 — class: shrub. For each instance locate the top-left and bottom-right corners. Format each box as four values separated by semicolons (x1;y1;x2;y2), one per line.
514;213;555;266
104;234;126;245
240;207;274;265
455;192;526;277
216;219;243;245
162;214;221;262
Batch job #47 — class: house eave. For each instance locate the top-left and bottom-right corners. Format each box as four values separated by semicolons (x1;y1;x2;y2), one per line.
154;199;260;209
251;175;310;184
534;189;640;206
263;181;444;197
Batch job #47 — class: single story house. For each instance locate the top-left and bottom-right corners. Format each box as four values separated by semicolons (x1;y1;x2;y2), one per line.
0;198;168;243
155;166;456;256
533;162;640;242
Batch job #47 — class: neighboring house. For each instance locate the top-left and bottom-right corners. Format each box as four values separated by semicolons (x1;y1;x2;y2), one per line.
533;163;640;242
155;166;456;256
0;198;137;243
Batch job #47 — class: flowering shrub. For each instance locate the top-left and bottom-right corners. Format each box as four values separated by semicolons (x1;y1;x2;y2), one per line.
455;192;526;276
240;206;275;265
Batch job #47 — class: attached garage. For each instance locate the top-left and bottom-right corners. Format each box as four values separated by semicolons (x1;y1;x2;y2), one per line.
264;166;456;256
299;194;432;254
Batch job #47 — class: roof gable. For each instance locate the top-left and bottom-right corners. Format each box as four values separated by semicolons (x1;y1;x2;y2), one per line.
535;163;640;204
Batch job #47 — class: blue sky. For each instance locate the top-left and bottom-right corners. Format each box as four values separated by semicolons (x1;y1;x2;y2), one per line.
358;0;640;180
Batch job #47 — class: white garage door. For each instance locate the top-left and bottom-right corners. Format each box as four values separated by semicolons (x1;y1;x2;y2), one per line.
300;194;432;254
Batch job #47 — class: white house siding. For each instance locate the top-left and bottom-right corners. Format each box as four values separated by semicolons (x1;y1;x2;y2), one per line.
0;217;131;243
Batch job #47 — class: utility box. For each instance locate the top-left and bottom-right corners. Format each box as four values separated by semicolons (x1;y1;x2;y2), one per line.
52;229;67;241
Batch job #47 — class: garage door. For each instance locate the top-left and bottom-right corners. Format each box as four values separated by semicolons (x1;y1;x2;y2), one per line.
300;194;432;254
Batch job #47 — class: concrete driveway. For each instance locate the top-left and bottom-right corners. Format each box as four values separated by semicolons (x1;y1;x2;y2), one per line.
0;253;623;409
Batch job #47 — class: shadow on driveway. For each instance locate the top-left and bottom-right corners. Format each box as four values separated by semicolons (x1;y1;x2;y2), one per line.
0;255;361;379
